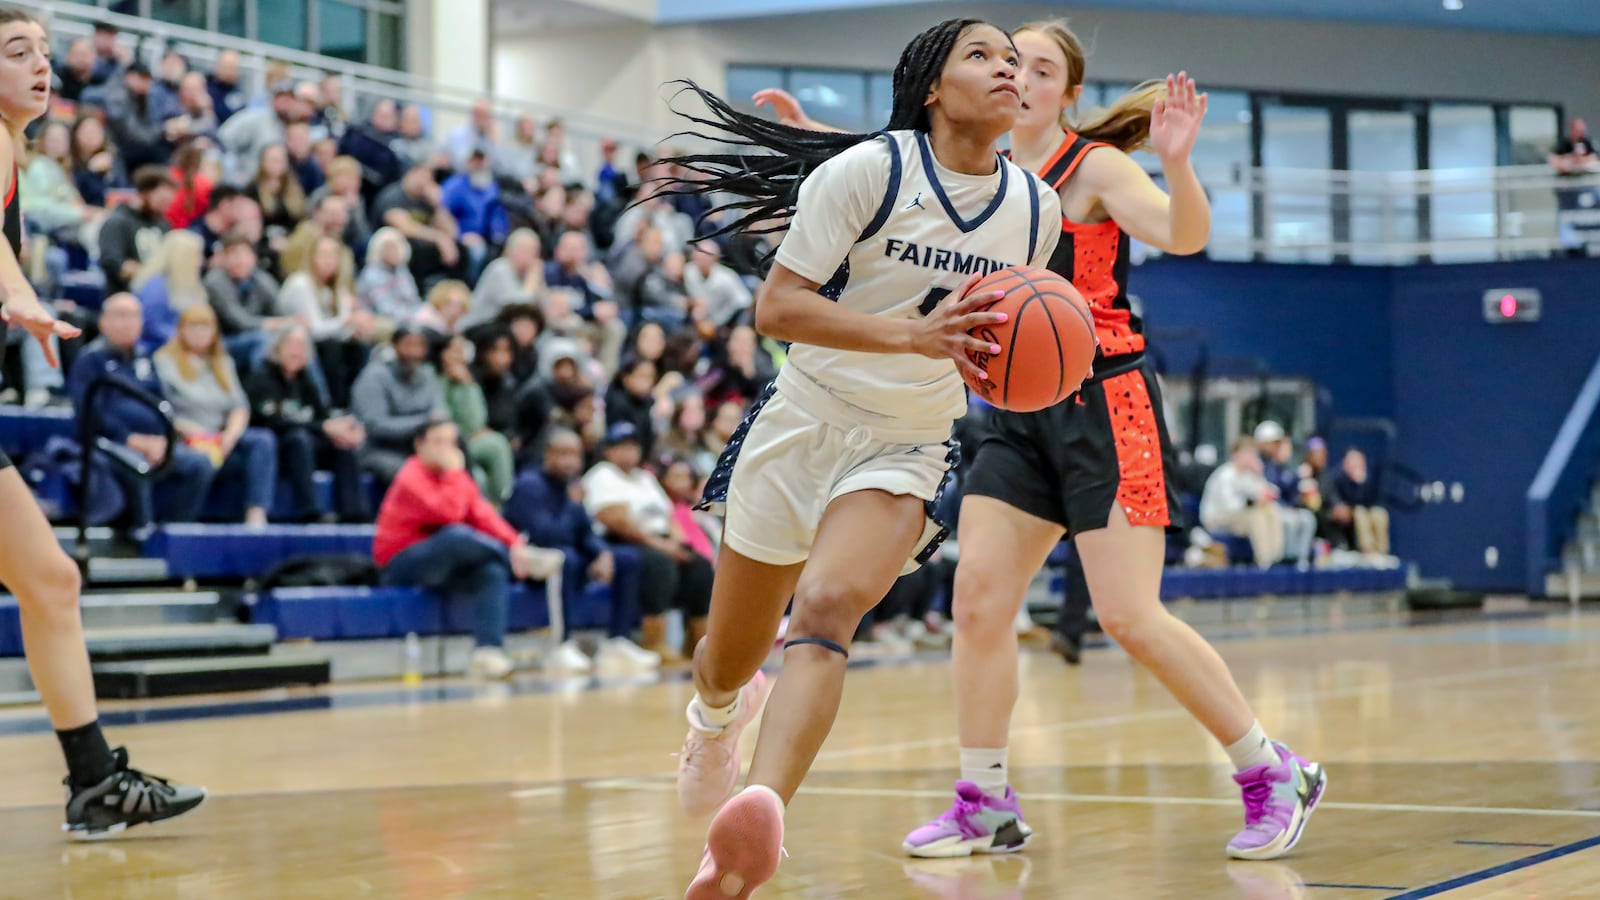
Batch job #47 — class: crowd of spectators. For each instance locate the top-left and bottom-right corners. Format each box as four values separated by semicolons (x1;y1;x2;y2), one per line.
34;28;771;674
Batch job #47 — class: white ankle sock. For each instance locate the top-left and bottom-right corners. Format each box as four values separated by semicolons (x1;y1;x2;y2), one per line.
1223;722;1280;771
960;747;1009;794
688;692;742;731
740;784;786;817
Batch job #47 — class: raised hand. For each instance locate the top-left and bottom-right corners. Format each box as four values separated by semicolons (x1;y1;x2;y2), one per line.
1149;72;1208;165
753;88;812;129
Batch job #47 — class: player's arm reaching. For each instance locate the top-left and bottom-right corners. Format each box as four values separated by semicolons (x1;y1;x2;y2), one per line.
0;133;80;365
1080;73;1210;256
757;267;1003;383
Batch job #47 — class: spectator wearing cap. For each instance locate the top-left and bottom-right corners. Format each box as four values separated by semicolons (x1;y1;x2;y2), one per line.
441;149;508;283
1252;421;1317;565
350;325;447;487
443;100;499;172
374;418;562;680
219;81;301;183
581;421;713;663
99;166;175;295
504;427;658;672
101;60;182;172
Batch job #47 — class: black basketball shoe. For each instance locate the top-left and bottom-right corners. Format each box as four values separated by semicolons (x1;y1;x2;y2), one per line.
64;748;206;839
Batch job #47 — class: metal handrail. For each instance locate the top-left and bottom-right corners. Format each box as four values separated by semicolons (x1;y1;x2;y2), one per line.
75;374;177;574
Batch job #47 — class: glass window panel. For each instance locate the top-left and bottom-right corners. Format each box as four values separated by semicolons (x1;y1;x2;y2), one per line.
1193;90;1251;262
150;0;205;28
1507;105;1562;251
725;66;786;118
1261;104;1332;263
318;0;367;64
868;72;893;130
1349;110;1419;264
259;0;308;51
1429;103;1496;262
1509;105;1559;165
788;69;867;134
376;11;405;70
218;0;247;37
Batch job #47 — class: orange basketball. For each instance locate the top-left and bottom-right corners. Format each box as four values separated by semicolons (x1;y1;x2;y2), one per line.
960;265;1097;412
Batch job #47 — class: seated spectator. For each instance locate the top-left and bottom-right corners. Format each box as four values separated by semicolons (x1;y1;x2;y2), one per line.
1254;421;1301;501
614;225;690;327
685;239;753;328
102;61;180;172
285;121;325;196
497;304;543;384
165;140;213;230
582;422;712;663
1200;437;1313;567
338;100;405;202
350;325;445;486
440;336;514;506
704;324;776;408
154;304;277;525
54;38;102;104
661;455;716;570
174;72;220;147
99;166;175;295
413;278;469;339
443;100;499;171
280;193;352;278
68;295;214;534
504;427;659;671
373;418;558;680
440;149;507;281
22;121;97;240
463;228;543;331
389;104;432;169
188;184;245;261
372;163;462;287
605;357;659;459
203;235;289;370
277;235;376;407
704;399;745;461
357;226;422;334
545;230;623;370
1333;448;1390;557
316;73;350;141
247;143;307;246
307;156;372;257
69;115;125;210
218;82;297;183
206;50;245;124
657;393;714;476
246;326;367;523
470;328;522;443
133;229;207;353
496;116;539;185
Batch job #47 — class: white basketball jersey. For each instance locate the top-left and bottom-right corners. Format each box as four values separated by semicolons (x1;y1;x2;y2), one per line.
773;129;1061;429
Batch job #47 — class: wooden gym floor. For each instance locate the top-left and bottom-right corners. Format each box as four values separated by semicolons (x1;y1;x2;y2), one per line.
4;608;1600;899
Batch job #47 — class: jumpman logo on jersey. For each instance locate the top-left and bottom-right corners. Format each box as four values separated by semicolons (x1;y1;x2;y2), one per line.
904;192;926;211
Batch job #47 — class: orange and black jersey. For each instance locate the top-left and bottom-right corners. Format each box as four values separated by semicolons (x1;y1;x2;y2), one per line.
1029;133;1145;364
3;161;17;259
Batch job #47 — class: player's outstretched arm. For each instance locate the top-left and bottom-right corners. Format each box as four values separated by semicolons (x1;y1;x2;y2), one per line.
755;266;1004;383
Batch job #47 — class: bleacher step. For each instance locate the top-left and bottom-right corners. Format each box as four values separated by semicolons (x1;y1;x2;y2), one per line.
92;653;331;699
76;591;222;629
86;556;171;585
84;624;276;661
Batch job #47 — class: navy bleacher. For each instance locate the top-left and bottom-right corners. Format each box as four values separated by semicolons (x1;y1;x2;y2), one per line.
149;524;378;580
249;582;615;642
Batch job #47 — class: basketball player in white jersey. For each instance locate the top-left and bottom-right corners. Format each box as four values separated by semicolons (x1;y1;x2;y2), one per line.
653;18;1069;899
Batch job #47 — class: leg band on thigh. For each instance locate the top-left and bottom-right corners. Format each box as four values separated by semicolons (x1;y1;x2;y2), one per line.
784;637;849;658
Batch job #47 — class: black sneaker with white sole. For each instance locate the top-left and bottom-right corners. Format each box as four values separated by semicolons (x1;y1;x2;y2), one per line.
63;748;206;839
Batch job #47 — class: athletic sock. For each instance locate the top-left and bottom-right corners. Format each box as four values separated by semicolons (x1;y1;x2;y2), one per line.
57;720;117;788
960;747;1009;795
1223;721;1280;771
688;692;742;731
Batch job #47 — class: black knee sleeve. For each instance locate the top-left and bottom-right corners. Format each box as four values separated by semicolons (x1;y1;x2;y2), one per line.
784;636;848;658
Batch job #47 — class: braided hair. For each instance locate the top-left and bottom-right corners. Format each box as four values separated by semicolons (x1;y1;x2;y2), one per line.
656;17;1000;243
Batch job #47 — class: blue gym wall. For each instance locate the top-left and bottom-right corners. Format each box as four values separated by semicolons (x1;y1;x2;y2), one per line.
1129;256;1600;593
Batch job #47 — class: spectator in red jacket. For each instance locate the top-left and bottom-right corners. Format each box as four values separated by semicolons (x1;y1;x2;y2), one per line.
374;418;552;679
